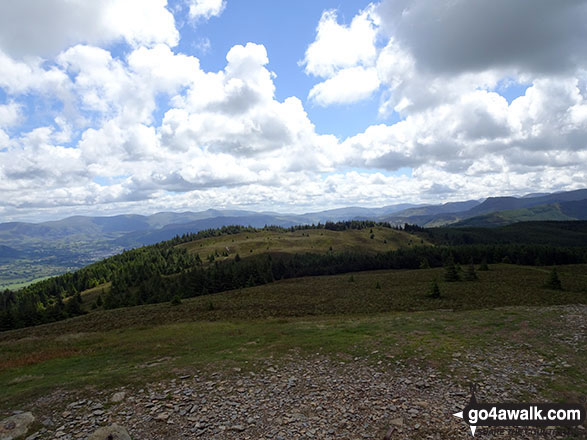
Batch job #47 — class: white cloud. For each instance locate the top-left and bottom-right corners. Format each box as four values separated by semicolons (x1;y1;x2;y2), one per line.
0;40;342;215
0;0;178;59
302;7;378;77
377;0;587;76
0;49;71;96
128;44;200;94
375;39;414;91
2;1;587;220
372;0;587;117
341;79;587;176
0;102;22;128
302;6;381;106
308;66;380;106
301;0;587;204
188;0;226;21
104;0;179;48
53;43;201;126
0;127;86;190
163;43;338;169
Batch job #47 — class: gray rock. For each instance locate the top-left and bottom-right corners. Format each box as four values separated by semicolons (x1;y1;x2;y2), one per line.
389;417;403;427
0;412;35;440
87;424;131;440
111;392;126;403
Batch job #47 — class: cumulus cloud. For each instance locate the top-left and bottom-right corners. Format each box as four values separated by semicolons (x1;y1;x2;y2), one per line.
188;0;226;20
341;78;587;179
373;0;587;115
0;102;22;128
0;38;341;216
303;7;378;77
308;66;380;106
297;0;587;201
303;6;380;106
377;0;587;76
1;0;587;220
0;49;71;96
0;0;178;58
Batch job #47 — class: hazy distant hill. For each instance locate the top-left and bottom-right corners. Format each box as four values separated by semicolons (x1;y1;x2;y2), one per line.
1;188;587;287
115;214;305;247
465;189;587;217
558;199;587;219
0;244;21;259
387;200;481;218
0;215;151;244
454;199;587;227
380;189;587;227
296;203;424;224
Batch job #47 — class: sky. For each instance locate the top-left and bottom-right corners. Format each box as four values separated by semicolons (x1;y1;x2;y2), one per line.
1;0;587;222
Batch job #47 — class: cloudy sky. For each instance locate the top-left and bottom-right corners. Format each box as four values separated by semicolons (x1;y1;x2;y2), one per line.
1;0;587;221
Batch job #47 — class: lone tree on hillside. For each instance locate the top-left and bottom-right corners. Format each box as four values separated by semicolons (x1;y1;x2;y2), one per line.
545;267;562;290
464;258;478;281
429;279;441;299
444;257;460;282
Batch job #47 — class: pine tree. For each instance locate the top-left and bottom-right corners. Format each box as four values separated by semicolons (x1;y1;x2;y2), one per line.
65;294;83;316
464;259;478;281
545;267;562;290
444;257;460;282
429;279;441;299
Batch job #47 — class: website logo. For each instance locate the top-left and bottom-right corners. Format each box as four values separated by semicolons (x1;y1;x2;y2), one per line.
453;384;586;436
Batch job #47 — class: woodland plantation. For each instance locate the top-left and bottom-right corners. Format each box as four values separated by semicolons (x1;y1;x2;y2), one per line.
2;221;587;331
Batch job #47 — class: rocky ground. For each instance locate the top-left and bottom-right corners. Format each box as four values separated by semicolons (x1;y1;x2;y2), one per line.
2;305;586;439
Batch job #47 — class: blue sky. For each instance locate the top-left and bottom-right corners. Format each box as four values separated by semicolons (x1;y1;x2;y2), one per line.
0;0;586;222
176;0;391;137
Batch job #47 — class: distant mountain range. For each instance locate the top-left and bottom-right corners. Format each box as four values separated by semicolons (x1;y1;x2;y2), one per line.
384;189;587;227
1;189;586;288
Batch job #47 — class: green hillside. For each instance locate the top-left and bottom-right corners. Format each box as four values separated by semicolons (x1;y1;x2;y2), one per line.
1;222;429;331
1;229;586;438
4;221;587;333
179;226;424;261
1;264;586;409
426;220;587;246
453;201;586;228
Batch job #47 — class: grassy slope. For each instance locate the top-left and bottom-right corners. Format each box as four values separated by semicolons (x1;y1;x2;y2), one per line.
453;204;575;227
73;226;427;306
178;226;427;262
1;264;585;409
0;275;55;291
